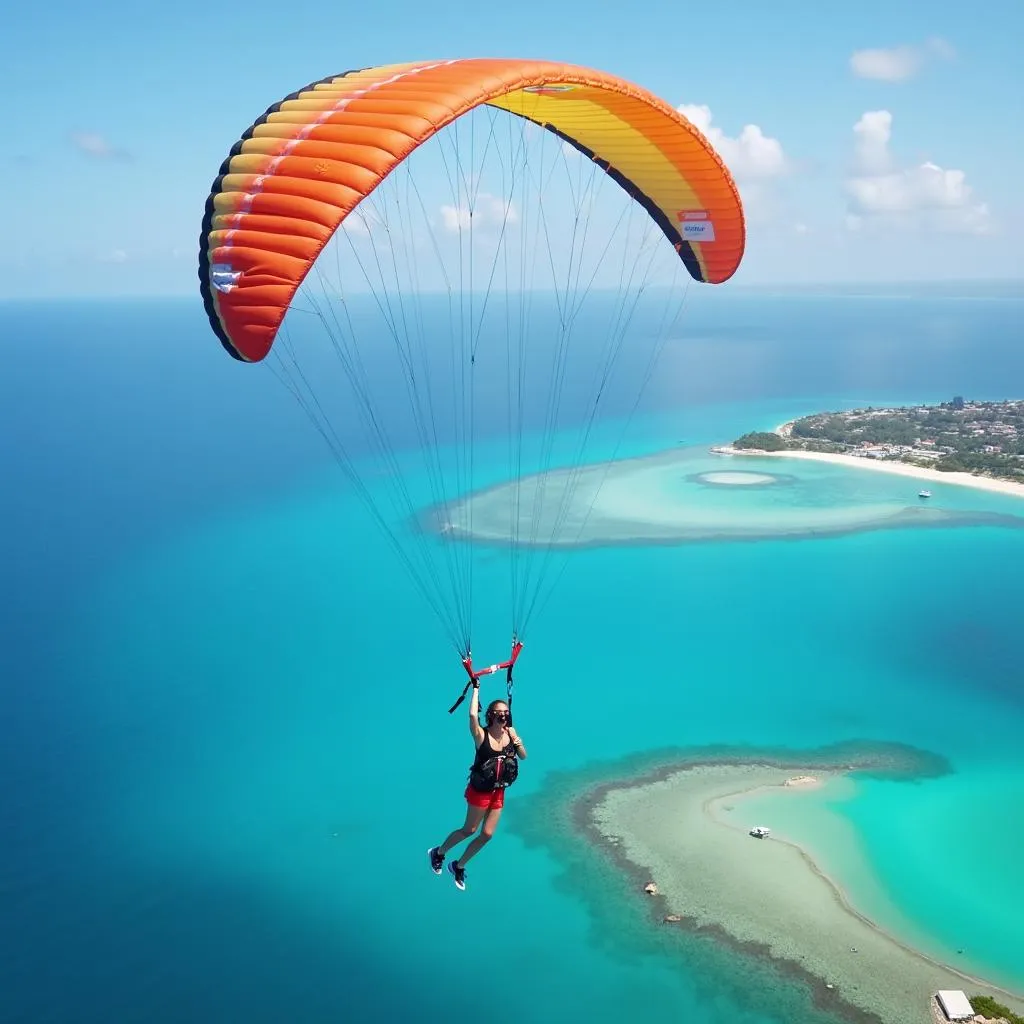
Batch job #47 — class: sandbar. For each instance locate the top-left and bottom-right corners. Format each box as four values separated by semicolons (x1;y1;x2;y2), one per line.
591;763;1024;1024
420;446;1024;548
510;744;1024;1024
692;470;784;487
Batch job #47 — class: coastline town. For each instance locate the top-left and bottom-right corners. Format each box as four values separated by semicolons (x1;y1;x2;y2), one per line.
733;399;1024;484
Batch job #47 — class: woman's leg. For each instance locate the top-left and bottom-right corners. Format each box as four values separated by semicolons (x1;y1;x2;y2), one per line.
438;804;486;856
454;805;502;868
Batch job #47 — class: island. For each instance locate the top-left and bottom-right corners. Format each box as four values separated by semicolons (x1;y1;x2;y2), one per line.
731;398;1024;484
509;743;1024;1024
419;398;1024;550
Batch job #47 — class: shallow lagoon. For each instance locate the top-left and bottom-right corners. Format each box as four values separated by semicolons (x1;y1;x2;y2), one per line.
428;445;1024;546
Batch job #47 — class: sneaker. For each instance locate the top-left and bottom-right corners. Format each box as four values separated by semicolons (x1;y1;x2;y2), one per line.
447;860;466;891
428;847;444;875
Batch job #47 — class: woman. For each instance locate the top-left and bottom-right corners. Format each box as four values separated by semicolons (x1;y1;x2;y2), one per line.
428;679;527;890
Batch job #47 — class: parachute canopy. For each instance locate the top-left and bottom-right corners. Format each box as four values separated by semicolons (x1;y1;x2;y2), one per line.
199;58;745;364
196;57;746;669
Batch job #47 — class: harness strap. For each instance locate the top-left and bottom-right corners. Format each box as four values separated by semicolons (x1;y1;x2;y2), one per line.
506;657;515;716
447;679;473;715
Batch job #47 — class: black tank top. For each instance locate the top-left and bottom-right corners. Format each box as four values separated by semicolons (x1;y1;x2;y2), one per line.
469;730;519;792
474;731;513;767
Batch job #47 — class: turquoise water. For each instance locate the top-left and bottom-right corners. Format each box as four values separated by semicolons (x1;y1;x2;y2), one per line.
56;418;1024;1014
3;290;1024;1022
738;765;1024;990
845;769;1023;985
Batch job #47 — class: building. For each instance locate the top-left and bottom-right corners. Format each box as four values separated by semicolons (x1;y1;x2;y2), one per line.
935;990;974;1021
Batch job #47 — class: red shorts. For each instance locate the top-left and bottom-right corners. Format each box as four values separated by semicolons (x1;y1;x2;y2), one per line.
465;784;505;810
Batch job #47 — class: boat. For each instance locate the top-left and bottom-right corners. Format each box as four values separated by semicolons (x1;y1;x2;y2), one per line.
749;826;771;839
918;489;932;499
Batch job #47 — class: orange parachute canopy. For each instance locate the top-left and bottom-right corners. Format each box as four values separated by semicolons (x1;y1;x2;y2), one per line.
198;58;745;364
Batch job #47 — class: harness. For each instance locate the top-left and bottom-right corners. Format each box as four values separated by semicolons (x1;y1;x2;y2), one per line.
468;736;520;793
448;636;522;717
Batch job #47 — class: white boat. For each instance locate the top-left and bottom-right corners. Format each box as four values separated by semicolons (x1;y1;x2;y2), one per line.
918;490;932;499
749;826;771;839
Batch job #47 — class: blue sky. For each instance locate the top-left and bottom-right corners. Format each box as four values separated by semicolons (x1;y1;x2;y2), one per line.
2;0;1022;297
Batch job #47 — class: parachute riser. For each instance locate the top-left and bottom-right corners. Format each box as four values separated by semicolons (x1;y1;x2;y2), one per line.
447;638;523;715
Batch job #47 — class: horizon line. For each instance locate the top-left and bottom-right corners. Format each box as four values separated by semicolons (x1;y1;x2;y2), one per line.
2;277;1023;306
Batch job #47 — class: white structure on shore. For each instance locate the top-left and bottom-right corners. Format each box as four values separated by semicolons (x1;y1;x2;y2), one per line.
749;826;771;839
935;990;974;1021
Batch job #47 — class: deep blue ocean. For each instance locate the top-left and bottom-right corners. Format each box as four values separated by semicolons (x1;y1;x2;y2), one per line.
2;283;1022;1023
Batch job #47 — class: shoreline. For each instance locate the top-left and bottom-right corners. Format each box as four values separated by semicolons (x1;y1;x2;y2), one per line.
706;420;1024;499
558;753;1024;1024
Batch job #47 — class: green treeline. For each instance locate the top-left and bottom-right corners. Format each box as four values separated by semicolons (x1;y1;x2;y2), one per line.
734;399;1024;483
936;452;1024;480
792;413;918;446
732;431;787;451
969;994;1024;1024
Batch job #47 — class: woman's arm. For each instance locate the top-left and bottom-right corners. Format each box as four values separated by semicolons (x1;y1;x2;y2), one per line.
468;682;484;746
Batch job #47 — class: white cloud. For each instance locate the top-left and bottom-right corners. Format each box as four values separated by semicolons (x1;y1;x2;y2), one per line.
440;205;471;232
440;192;519;233
338;206;402;247
71;132;130;160
676;104;787;180
852;110;893;174
340;209;374;235
849;37;955;82
927;37;957;62
674;104;792;229
845;111;990;234
850;45;921;82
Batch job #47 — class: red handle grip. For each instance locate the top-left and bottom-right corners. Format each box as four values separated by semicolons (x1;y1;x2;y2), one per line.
462;640;523;682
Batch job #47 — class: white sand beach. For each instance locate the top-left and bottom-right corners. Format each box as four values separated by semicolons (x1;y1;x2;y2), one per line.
711;421;1024;500
729;447;1024;499
591;764;1024;1024
783;774;821;787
